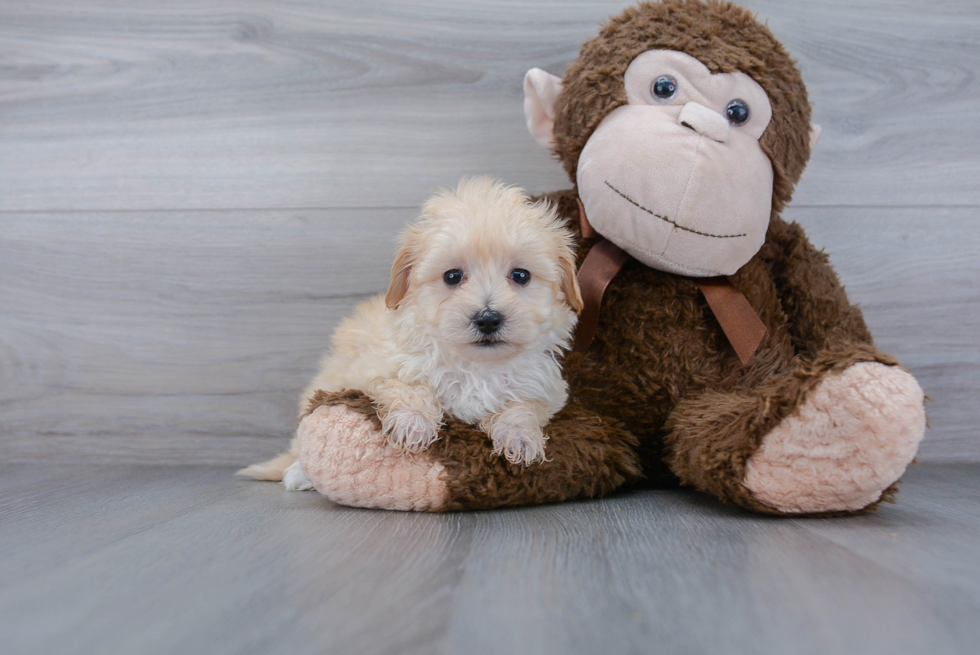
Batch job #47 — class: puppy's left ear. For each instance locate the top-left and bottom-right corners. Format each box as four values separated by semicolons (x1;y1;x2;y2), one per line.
559;247;584;313
385;244;413;310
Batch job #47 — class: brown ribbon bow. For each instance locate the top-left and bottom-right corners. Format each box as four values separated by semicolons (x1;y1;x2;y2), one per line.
572;197;766;365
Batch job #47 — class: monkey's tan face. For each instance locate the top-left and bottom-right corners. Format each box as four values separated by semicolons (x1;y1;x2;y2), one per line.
576;50;774;276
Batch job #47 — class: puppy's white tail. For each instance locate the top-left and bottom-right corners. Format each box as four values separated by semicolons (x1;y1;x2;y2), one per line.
236;438;298;481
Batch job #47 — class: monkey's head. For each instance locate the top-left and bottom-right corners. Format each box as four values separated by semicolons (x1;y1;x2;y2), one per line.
524;0;819;277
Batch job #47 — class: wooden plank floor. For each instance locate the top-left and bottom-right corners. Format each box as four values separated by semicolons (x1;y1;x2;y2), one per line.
2;4;978;649
1;463;978;655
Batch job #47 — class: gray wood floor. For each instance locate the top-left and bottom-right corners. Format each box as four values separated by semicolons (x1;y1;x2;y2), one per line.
1;463;978;655
2;3;979;653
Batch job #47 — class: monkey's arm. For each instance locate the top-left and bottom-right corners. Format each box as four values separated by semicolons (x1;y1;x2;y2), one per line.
763;215;874;358
664;215;924;515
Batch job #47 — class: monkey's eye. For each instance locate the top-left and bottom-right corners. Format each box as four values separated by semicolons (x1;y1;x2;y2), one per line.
443;269;464;286
725;99;750;126
651;75;678;101
509;268;531;286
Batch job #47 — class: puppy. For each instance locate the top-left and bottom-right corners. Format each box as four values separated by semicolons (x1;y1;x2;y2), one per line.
238;177;583;490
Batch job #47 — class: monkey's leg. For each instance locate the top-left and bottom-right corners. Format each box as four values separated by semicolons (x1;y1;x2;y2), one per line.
296;392;642;512
664;345;926;515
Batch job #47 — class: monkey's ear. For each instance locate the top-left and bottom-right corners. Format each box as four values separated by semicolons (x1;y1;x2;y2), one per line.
385;244;413;310
523;68;563;149
809;123;822;151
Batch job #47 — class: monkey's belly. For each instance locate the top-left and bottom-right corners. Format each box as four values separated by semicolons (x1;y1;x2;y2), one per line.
566;264;735;484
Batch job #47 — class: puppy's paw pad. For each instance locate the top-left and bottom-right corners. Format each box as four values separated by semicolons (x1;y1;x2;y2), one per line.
383;409;440;451
282;460;315;491
491;423;547;466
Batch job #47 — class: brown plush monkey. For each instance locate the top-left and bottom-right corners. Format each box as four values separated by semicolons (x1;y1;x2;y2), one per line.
289;0;926;515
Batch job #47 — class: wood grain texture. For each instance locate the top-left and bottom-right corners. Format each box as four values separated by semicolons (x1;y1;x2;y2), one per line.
0;0;977;210
2;207;976;464
2;463;979;655
0;208;412;464
1;0;977;464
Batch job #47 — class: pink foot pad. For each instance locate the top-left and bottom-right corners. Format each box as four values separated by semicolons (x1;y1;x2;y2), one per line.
744;362;926;514
297;404;449;512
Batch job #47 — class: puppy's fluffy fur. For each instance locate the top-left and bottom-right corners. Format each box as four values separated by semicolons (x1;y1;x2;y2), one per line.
239;178;583;490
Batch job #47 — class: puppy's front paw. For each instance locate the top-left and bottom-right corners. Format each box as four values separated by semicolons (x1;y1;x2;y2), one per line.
490;422;547;466
382;408;440;451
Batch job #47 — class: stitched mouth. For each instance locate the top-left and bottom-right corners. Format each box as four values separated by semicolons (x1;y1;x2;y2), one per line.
604;181;746;239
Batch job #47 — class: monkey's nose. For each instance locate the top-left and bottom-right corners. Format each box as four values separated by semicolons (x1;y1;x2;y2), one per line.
678;102;730;143
473;309;504;335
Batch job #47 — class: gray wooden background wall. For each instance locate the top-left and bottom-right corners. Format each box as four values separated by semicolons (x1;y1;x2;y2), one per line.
2;0;978;465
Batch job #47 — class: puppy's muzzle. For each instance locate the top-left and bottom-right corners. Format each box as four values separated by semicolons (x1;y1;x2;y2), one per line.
473;309;504;337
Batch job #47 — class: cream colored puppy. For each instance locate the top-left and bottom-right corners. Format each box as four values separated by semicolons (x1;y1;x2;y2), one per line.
239;178;583;490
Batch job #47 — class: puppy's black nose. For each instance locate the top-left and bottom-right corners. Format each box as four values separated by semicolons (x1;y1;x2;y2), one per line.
473;309;504;335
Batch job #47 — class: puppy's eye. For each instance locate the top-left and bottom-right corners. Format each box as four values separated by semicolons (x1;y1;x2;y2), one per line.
443;269;463;286
509;268;531;286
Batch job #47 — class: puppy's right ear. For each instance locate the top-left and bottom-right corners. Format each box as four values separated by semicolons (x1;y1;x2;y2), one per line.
385;244;413;310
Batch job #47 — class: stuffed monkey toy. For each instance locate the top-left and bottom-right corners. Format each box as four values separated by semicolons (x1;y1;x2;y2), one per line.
290;0;926;515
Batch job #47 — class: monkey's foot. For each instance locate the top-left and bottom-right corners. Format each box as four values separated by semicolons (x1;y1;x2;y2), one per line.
744;362;926;514
298;404;449;511
296;392;642;512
